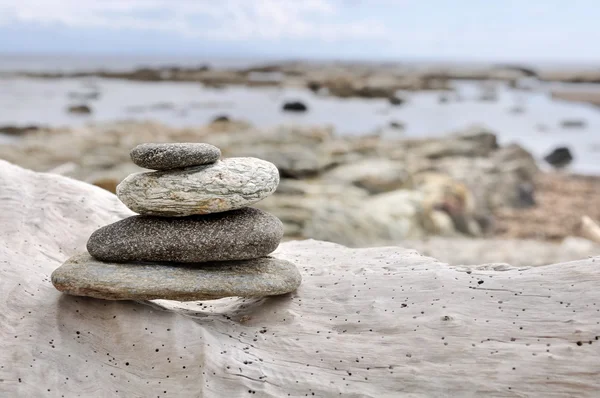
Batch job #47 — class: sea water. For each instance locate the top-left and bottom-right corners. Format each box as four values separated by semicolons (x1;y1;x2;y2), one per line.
0;55;599;174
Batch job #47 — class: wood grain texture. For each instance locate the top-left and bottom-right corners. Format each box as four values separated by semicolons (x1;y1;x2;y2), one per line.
1;159;599;397
580;216;600;244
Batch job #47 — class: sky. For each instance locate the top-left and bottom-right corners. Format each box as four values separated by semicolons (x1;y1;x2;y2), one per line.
1;0;600;63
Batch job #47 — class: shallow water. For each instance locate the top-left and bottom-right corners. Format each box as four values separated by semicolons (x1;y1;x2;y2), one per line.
0;76;599;174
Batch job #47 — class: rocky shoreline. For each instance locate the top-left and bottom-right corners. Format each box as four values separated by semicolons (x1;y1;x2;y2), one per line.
0;120;597;253
11;61;600;102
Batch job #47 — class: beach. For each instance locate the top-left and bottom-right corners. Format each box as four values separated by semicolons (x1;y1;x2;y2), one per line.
1;56;600;174
3;4;600;396
1;56;600;266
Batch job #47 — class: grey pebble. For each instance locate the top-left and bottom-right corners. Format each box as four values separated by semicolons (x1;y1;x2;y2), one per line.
130;142;221;170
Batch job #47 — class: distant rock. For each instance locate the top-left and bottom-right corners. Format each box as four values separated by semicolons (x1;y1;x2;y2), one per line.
51;253;301;301
388;95;404;106
560;119;586;129
409;125;499;159
389;121;404;129
129;143;221;171
551;90;600;107
67;105;92;115
87;207;283;263
0;125;41;135
307;81;321;92
240;146;334;179
544;147;573;169
120;67;163;81
282;101;308;112
494;64;539;78
323;159;408;194
211;115;230;123
516;182;536;208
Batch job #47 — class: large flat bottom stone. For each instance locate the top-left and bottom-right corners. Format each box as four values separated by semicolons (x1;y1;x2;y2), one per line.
51;253;302;301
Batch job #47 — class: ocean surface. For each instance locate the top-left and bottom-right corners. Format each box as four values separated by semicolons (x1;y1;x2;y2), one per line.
0;54;264;73
0;54;599;174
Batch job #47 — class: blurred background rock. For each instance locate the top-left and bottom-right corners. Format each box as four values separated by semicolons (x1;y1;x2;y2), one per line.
1;0;599;265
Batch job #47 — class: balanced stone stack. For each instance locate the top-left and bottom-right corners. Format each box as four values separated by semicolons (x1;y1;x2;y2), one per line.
51;143;302;301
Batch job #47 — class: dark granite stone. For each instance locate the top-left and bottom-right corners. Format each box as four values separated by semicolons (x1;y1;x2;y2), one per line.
130;143;221;170
282;101;308;112
544;146;573;169
51;253;302;301
87;207;283;263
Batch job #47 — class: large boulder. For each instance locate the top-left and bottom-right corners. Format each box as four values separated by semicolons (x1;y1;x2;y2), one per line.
255;180;370;239
405;125;499;159
412;142;540;227
2;160;600;397
239;146;334;178
302;189;460;246
407;172;482;236
323;159;409;194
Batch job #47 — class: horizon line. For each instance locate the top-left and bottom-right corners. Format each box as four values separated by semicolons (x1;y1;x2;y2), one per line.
2;51;600;68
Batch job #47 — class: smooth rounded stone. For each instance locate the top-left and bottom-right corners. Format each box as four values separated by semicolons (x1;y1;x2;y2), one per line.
117;157;280;216
51;253;302;301
87;207;284;263
130;143;221;170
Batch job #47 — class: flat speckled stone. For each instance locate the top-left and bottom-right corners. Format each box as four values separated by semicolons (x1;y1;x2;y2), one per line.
117;157;279;216
87;207;283;263
51;253;302;301
130;143;221;170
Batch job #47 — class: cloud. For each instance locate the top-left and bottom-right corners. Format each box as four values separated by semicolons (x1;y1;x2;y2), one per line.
0;0;389;41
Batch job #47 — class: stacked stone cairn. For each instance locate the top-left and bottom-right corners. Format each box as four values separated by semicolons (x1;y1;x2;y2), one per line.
51;143;302;301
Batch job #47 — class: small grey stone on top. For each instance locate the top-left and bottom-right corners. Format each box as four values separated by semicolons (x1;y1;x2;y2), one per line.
130;143;221;170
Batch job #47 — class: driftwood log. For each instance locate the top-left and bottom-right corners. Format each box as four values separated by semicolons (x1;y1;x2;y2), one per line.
580;215;600;244
1;160;599;397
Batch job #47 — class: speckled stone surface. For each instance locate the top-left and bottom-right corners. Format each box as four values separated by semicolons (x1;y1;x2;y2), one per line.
51;253;302;301
117;157;280;216
130;143;221;171
87;207;283;263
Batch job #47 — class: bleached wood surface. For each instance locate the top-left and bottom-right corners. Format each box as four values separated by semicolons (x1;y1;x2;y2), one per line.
580;216;600;244
1;159;599;397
